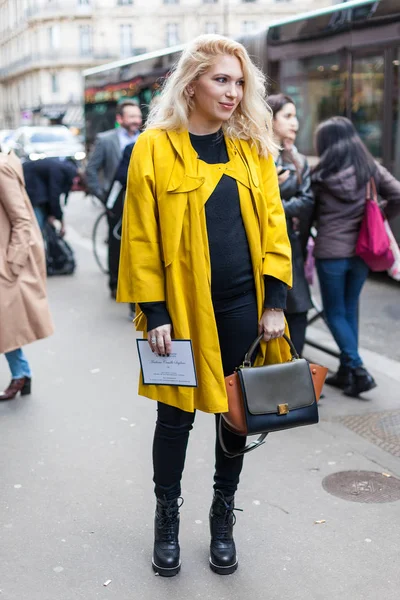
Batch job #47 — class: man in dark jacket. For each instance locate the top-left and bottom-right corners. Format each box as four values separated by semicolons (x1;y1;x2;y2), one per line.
23;157;77;236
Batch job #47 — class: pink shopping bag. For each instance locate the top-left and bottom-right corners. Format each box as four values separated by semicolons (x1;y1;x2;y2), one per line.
355;178;394;272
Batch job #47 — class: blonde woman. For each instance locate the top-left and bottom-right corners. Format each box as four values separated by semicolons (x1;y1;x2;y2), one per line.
118;35;292;577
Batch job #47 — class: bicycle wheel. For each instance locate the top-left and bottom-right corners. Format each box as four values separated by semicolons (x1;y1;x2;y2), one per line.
92;211;109;274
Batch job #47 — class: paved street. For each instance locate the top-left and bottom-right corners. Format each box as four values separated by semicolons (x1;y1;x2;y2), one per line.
1;194;400;600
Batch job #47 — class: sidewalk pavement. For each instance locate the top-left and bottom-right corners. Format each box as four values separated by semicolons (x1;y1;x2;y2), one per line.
0;231;399;600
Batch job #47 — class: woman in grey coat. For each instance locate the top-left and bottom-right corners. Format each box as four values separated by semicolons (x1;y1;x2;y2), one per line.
269;94;314;355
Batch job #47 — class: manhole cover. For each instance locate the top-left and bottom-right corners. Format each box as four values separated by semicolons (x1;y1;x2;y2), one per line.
322;471;400;503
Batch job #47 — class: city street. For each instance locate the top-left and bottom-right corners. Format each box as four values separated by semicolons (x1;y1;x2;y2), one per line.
1;193;400;600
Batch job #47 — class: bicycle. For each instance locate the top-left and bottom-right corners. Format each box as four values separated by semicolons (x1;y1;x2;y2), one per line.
92;210;109;275
92;209;123;276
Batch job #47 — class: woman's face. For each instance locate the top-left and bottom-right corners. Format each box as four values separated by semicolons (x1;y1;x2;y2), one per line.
273;103;298;145
188;54;244;133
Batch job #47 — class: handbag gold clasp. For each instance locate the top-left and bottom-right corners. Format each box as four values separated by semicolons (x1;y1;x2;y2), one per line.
277;403;289;415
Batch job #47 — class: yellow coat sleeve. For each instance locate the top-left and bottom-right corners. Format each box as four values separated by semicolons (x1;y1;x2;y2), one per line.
117;132;166;303
260;153;292;288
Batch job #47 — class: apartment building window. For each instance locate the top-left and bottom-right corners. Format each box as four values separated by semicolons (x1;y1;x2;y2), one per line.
242;0;256;2
164;0;179;3
117;0;133;5
78;0;91;5
51;73;59;94
79;25;92;56
205;22;218;34
120;24;132;57
203;0;218;4
48;25;60;50
166;23;180;46
241;21;256;33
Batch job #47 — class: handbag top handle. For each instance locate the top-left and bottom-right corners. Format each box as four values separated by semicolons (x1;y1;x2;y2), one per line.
243;333;299;367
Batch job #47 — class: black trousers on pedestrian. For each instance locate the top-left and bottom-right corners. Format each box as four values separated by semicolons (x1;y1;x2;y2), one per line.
285;311;308;357
152;290;259;501
107;211;122;292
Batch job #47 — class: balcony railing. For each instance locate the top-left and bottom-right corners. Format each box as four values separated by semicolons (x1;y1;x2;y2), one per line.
0;51;121;79
25;1;93;19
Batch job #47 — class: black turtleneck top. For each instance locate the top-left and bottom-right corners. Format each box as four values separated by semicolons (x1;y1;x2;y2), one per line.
140;130;287;330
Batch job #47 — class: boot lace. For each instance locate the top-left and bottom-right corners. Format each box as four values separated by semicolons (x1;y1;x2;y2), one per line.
158;497;183;542
214;497;243;540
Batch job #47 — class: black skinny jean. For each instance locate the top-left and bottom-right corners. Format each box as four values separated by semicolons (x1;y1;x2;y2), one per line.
153;289;259;501
107;210;122;292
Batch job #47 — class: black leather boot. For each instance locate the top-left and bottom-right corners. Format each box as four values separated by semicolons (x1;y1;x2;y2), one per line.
343;367;377;397
209;490;239;575
325;365;352;390
152;497;183;577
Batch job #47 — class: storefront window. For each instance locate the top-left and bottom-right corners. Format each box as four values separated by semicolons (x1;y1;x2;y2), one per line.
392;49;400;179
279;53;347;156
351;54;384;160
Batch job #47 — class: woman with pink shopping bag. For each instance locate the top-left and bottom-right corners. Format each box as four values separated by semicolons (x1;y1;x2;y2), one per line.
311;117;400;397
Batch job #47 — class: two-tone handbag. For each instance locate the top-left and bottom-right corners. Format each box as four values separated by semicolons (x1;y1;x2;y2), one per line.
220;334;327;457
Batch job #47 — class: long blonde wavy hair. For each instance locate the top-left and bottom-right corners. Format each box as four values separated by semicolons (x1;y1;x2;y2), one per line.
146;35;278;158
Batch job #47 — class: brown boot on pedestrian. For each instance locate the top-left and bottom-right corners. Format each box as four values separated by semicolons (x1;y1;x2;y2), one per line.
0;377;31;401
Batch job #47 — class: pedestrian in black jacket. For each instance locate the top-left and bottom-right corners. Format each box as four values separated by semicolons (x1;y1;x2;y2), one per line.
269;94;315;355
105;141;136;298
114;142;134;188
23;157;77;237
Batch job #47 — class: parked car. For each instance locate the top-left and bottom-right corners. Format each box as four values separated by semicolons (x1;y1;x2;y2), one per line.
9;126;86;163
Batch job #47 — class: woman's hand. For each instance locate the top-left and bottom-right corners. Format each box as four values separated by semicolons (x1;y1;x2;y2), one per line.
258;309;285;342
277;166;290;185
148;324;172;356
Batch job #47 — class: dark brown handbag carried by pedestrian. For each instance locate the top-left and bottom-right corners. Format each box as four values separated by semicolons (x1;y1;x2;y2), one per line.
220;334;328;457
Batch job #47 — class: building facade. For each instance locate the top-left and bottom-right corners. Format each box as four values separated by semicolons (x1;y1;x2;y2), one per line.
0;0;333;128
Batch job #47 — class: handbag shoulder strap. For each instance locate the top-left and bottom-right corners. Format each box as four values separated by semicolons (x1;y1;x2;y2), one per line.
218;417;268;458
367;177;378;203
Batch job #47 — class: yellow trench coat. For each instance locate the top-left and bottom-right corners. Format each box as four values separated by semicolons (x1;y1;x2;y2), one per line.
117;129;292;413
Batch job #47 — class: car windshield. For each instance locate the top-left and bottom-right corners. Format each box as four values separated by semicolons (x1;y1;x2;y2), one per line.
29;130;73;143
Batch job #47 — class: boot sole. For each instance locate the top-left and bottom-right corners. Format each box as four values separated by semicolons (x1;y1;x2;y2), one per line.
209;557;238;575
152;559;181;577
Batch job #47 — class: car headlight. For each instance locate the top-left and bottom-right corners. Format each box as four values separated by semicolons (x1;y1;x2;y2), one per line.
29;153;47;161
74;151;86;160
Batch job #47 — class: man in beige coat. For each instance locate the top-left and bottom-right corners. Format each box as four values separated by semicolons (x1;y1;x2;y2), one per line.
0;150;54;400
